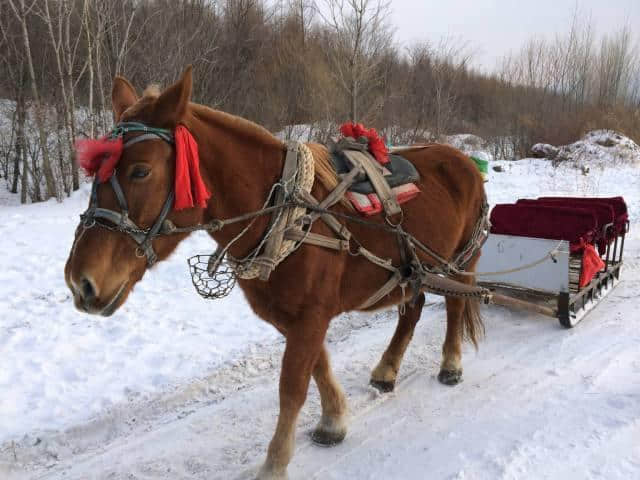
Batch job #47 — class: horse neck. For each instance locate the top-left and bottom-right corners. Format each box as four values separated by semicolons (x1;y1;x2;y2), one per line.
189;107;286;257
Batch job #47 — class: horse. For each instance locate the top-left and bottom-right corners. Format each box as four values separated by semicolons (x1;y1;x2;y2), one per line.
64;66;486;479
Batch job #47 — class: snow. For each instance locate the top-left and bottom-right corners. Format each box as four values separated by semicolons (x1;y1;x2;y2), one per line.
1;136;640;479
0;184;278;445
444;133;491;157
533;130;640;166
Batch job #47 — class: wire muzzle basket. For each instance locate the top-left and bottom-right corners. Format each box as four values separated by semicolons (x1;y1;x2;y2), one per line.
187;252;237;299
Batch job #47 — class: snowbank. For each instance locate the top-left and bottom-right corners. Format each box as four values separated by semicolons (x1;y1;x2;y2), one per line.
532;130;640;166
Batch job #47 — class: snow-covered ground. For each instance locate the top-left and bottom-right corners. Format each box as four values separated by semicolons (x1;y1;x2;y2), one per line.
1;144;639;479
532;129;640;166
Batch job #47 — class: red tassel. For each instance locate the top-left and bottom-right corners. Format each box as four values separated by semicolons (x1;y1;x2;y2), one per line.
75;136;123;182
579;243;605;287
339;122;389;164
174;125;211;210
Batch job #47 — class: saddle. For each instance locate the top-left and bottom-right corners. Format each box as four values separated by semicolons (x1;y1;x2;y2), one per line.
330;138;421;216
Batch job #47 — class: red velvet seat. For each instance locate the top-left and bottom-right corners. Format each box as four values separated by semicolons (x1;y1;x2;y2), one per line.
516;199;615;254
490;204;598;252
538;196;628;234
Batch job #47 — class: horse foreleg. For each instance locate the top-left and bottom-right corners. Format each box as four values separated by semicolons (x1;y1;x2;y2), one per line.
257;321;328;480
370;293;425;392
311;345;348;445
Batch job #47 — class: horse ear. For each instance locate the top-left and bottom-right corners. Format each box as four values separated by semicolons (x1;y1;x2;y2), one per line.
154;66;193;126
112;76;139;123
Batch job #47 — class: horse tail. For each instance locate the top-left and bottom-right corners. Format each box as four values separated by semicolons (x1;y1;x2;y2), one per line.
462;280;485;349
462;174;488;349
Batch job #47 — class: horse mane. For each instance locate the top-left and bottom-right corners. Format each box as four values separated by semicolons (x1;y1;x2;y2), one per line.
304;142;340;193
188;103;339;193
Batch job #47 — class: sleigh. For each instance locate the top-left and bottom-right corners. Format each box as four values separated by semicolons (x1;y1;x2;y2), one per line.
476;197;629;327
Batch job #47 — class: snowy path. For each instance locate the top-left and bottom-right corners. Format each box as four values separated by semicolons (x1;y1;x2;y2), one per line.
8;273;640;480
2;158;640;479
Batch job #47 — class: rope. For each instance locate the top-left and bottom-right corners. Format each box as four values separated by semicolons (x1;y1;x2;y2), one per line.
226;143;316;279
165;142;563;283
456;240;565;277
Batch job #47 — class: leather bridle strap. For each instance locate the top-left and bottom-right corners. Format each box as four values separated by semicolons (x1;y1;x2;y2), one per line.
80;124;176;267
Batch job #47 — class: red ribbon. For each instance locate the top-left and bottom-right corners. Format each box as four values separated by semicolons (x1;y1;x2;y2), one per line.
579;243;605;287
76;125;210;210
174;125;211;210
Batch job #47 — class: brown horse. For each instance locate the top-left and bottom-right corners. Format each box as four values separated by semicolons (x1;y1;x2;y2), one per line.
65;67;486;479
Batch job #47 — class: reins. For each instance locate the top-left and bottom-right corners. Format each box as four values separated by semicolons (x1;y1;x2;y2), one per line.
156;196;558;279
78;122;560;310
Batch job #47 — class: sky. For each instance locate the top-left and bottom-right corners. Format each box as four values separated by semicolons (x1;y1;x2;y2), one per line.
388;0;640;71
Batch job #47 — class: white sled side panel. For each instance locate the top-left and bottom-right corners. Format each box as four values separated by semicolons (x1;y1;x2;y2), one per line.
476;234;570;294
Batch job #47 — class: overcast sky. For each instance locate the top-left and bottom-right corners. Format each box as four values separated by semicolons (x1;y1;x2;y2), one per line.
388;0;639;70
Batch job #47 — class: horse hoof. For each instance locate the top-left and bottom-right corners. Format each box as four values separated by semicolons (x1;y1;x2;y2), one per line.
438;369;463;386
369;379;395;393
311;427;346;446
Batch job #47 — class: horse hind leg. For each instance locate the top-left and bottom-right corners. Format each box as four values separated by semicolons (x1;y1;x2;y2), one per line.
439;292;484;386
311;345;348;445
370;292;425;392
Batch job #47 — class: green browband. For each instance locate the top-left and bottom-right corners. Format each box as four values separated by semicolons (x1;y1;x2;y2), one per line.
109;122;174;143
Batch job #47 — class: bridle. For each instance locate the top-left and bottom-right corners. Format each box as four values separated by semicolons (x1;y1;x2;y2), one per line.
79;122;178;267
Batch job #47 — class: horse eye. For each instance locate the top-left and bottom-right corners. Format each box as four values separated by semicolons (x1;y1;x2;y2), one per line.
130;166;150;179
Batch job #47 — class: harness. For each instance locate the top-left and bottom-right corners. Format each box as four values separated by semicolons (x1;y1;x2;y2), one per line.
78;121;493;308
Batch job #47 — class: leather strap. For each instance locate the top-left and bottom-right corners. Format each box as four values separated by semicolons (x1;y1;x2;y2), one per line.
342;150;402;217
257;141;301;280
284;230;349;251
317;166;361;210
358;270;404;309
297;190;351;241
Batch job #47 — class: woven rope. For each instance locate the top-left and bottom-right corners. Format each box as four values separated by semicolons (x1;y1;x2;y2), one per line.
231;143;316;279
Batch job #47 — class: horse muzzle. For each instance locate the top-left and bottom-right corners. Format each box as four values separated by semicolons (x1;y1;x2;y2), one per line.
68;275;128;316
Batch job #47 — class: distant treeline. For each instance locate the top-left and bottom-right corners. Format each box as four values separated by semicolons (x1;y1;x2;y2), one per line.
1;0;639;202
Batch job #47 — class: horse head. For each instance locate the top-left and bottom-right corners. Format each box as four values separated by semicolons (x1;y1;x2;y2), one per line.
65;67;208;315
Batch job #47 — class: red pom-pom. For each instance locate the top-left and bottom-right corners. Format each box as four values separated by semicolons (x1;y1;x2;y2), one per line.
75;136;123;182
339;122;389;164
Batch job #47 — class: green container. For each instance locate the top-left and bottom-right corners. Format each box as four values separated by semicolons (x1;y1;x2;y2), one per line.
470;152;489;181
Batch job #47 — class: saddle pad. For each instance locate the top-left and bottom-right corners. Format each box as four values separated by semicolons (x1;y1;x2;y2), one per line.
346;183;420;216
330;151;420;195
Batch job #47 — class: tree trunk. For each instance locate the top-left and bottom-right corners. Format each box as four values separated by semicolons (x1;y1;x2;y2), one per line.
56;104;70;195
31;145;42;202
63;0;79;191
12;89;26;195
9;0;58;200
84;0;95;138
20;139;28;204
350;77;358;123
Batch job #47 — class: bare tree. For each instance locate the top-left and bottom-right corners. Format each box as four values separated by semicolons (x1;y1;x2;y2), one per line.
596;26;639;107
38;0;88;192
316;0;393;123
